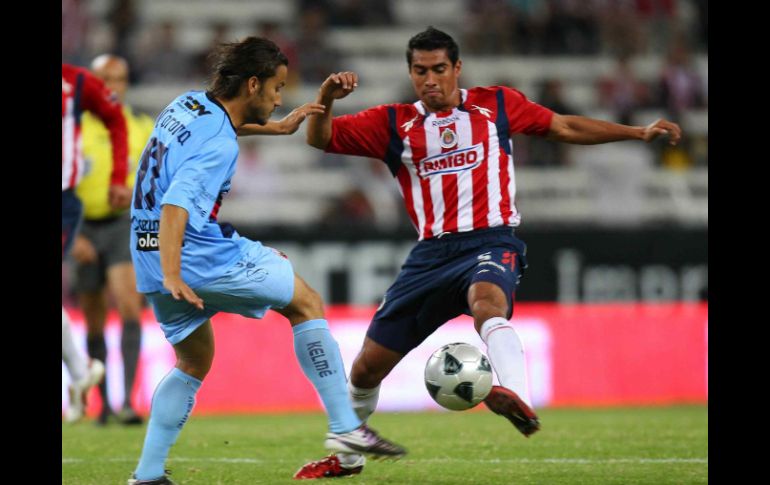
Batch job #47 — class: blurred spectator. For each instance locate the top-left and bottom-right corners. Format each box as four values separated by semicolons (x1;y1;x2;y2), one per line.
296;8;343;83
635;0;677;54
693;0;707;49
62;0;90;65
229;138;280;198
107;0;138;64
597;0;646;56
191;22;232;82
658;39;705;121
329;0;394;26
596;54;651;125
543;0;601;55
528;79;578;166
258;21;300;89
299;0;334;11
320;188;376;229
348;159;405;230
508;0;549;54
133;21;192;82
463;0;516;55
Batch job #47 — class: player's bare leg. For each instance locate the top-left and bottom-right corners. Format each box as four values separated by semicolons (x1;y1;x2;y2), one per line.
348;337;403;421
107;262;145;424
468;281;540;437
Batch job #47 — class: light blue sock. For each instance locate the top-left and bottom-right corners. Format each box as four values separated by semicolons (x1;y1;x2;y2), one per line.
134;368;202;480
292;319;362;433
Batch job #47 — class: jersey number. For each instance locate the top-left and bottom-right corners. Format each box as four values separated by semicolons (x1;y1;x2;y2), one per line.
133;137;168;210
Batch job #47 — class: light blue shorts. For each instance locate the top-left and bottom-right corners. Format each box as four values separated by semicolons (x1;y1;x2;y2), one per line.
146;241;295;345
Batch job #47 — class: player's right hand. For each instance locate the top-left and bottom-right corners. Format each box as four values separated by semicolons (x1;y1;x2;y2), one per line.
319;71;359;100
163;275;204;310
279;103;326;134
71;235;98;264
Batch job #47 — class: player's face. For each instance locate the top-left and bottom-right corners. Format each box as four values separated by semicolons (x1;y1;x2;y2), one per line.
94;59;129;102
247;64;287;125
409;49;462;112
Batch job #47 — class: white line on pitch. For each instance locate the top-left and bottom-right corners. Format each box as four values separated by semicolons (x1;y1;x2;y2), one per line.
62;457;707;465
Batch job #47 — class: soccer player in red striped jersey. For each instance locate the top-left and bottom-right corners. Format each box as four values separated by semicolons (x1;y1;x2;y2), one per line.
295;27;682;478
62;63;131;423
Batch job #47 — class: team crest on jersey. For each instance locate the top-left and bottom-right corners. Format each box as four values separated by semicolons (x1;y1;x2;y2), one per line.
440;127;457;149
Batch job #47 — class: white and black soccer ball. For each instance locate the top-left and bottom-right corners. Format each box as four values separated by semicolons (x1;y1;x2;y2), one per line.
424;342;493;411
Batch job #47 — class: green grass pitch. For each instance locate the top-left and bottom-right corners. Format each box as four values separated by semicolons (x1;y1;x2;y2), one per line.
62;405;707;484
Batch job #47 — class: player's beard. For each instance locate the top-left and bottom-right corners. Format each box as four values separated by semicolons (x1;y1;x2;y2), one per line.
244;104;268;126
245;88;270;126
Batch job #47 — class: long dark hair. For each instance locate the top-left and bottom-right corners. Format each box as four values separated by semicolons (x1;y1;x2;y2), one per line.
208;36;288;99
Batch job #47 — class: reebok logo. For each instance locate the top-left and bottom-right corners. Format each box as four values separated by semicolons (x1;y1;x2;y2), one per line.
307;341;335;377
136;232;159;251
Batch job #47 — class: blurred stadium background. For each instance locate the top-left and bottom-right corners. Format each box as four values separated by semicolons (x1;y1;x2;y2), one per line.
62;0;707;418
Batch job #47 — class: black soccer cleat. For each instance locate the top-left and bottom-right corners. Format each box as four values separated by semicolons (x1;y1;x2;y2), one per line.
127;470;176;485
483;385;541;437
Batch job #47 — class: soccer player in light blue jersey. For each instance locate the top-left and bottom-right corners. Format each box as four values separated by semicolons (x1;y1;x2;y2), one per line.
127;37;406;485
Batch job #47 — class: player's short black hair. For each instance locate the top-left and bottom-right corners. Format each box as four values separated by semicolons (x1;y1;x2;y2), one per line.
406;27;459;66
208;36;288;99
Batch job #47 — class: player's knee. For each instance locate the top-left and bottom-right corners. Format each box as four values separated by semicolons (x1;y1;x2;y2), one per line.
282;285;325;324
116;300;142;321
470;298;506;320
302;286;325;318
176;356;212;381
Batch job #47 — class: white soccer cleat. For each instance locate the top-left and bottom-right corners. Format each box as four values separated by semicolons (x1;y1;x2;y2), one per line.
65;359;105;423
324;424;406;459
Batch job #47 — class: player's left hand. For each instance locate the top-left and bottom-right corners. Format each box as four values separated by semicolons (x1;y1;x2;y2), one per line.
108;184;132;210
278;103;326;134
643;119;682;145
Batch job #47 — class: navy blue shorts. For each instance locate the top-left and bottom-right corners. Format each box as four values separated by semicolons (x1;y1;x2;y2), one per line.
61;189;82;258
368;226;528;355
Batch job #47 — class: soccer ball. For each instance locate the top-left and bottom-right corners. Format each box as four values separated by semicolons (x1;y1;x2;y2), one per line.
424;342;493;411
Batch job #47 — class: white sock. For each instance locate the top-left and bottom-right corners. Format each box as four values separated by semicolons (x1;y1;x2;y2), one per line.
61;308;87;382
337;453;366;468
348;381;380;422
336;381;380;467
479;317;532;407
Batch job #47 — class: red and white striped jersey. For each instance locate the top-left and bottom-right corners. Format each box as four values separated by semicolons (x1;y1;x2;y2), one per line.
61;64;128;191
327;86;554;240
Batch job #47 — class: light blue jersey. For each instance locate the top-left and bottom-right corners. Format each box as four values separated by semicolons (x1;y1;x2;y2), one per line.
130;91;250;293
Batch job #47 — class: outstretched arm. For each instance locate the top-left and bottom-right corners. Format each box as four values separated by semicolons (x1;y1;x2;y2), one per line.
238;102;325;136
546;114;682;146
306;71;359;149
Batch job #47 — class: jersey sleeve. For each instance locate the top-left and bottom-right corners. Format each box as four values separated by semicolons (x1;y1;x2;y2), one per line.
79;71;129;186
502;87;554;136
161;138;238;231
326;105;391;159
